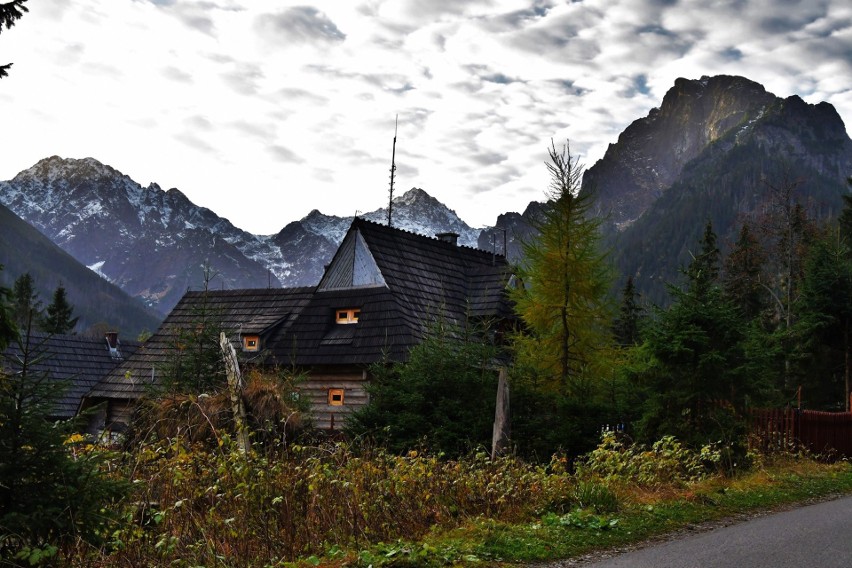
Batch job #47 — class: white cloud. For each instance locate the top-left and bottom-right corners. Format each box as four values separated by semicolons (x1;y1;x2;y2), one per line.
1;0;850;234
255;6;346;46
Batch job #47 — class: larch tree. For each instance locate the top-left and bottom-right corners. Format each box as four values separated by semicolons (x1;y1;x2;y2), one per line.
757;174;815;331
0;0;28;79
838;177;852;242
511;140;613;393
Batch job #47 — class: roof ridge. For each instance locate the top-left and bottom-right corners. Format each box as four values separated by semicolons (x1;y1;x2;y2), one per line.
183;286;317;296
352;217;508;261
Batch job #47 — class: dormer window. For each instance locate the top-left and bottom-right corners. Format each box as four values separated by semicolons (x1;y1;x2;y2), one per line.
242;335;260;352
336;308;360;324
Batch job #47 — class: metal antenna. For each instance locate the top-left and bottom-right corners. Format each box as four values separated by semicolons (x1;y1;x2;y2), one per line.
387;115;398;227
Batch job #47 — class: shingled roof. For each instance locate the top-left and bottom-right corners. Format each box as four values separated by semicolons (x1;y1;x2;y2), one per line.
88;218;514;399
88;287;314;401
272;218;513;366
1;331;139;419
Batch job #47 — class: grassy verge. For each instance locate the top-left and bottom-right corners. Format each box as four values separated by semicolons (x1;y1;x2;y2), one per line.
308;459;852;567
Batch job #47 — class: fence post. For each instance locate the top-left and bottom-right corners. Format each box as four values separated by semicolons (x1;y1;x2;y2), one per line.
491;367;510;460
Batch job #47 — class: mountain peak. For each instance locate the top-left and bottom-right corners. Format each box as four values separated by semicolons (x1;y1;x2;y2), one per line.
584;74;852;307
394;187;434;206
26;155;112;178
584;74;781;229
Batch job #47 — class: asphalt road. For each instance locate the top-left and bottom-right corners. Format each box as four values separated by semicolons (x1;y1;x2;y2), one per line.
557;495;852;568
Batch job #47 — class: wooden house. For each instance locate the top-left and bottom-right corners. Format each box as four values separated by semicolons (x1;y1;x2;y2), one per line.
1;331;138;422
83;287;315;432
85;218;513;431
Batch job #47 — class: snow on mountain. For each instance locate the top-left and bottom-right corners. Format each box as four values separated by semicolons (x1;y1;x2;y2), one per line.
0;157;499;313
0;157;279;314
361;187;480;247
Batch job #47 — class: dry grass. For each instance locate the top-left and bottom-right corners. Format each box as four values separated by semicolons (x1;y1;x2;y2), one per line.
125;368;305;449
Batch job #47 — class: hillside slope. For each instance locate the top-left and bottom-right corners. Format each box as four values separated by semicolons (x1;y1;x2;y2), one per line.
0;203;162;337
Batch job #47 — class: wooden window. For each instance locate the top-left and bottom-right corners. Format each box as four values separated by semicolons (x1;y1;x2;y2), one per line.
328;388;344;406
335;308;360;324
242;335;260;352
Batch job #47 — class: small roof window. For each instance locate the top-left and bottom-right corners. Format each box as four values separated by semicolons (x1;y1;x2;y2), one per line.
336;308;360;325
242;335;260;352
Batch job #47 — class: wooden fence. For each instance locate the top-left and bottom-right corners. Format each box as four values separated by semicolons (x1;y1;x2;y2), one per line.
750;408;852;458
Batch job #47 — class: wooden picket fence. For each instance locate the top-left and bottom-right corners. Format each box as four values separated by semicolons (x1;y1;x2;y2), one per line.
750;408;852;458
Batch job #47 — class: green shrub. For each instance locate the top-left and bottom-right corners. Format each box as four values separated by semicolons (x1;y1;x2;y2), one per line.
509;381;616;461
577;432;721;487
346;320;499;457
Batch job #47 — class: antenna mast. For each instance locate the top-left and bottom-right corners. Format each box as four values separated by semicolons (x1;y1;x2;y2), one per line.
387;115;398;227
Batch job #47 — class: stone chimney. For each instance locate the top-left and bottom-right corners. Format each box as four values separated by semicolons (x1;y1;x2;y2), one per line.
436;232;459;246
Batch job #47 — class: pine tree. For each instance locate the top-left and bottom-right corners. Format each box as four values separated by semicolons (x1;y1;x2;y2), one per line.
42;284;79;335
0;0;28;79
511;140;613;391
11;272;42;330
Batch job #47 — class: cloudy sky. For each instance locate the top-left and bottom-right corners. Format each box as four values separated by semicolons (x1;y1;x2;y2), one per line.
2;0;850;235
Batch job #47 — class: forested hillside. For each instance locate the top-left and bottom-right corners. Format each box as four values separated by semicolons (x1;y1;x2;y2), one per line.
0;203;162;337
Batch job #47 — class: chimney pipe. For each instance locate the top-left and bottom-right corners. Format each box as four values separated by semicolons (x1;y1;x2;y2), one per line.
105;331;121;359
436;232;459;246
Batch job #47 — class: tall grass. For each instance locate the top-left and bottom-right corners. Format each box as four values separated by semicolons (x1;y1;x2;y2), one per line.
102;437;575;566
62;433;850;567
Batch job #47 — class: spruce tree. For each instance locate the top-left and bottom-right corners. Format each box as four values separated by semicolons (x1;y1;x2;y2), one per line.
613;276;642;346
11;272;42;330
634;221;768;459
42;284;78;335
793;234;852;410
723;223;768;322
511;140;613;391
687;220;720;297
157;266;225;394
0;0;28;79
0;305;125;562
0;266;17;349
